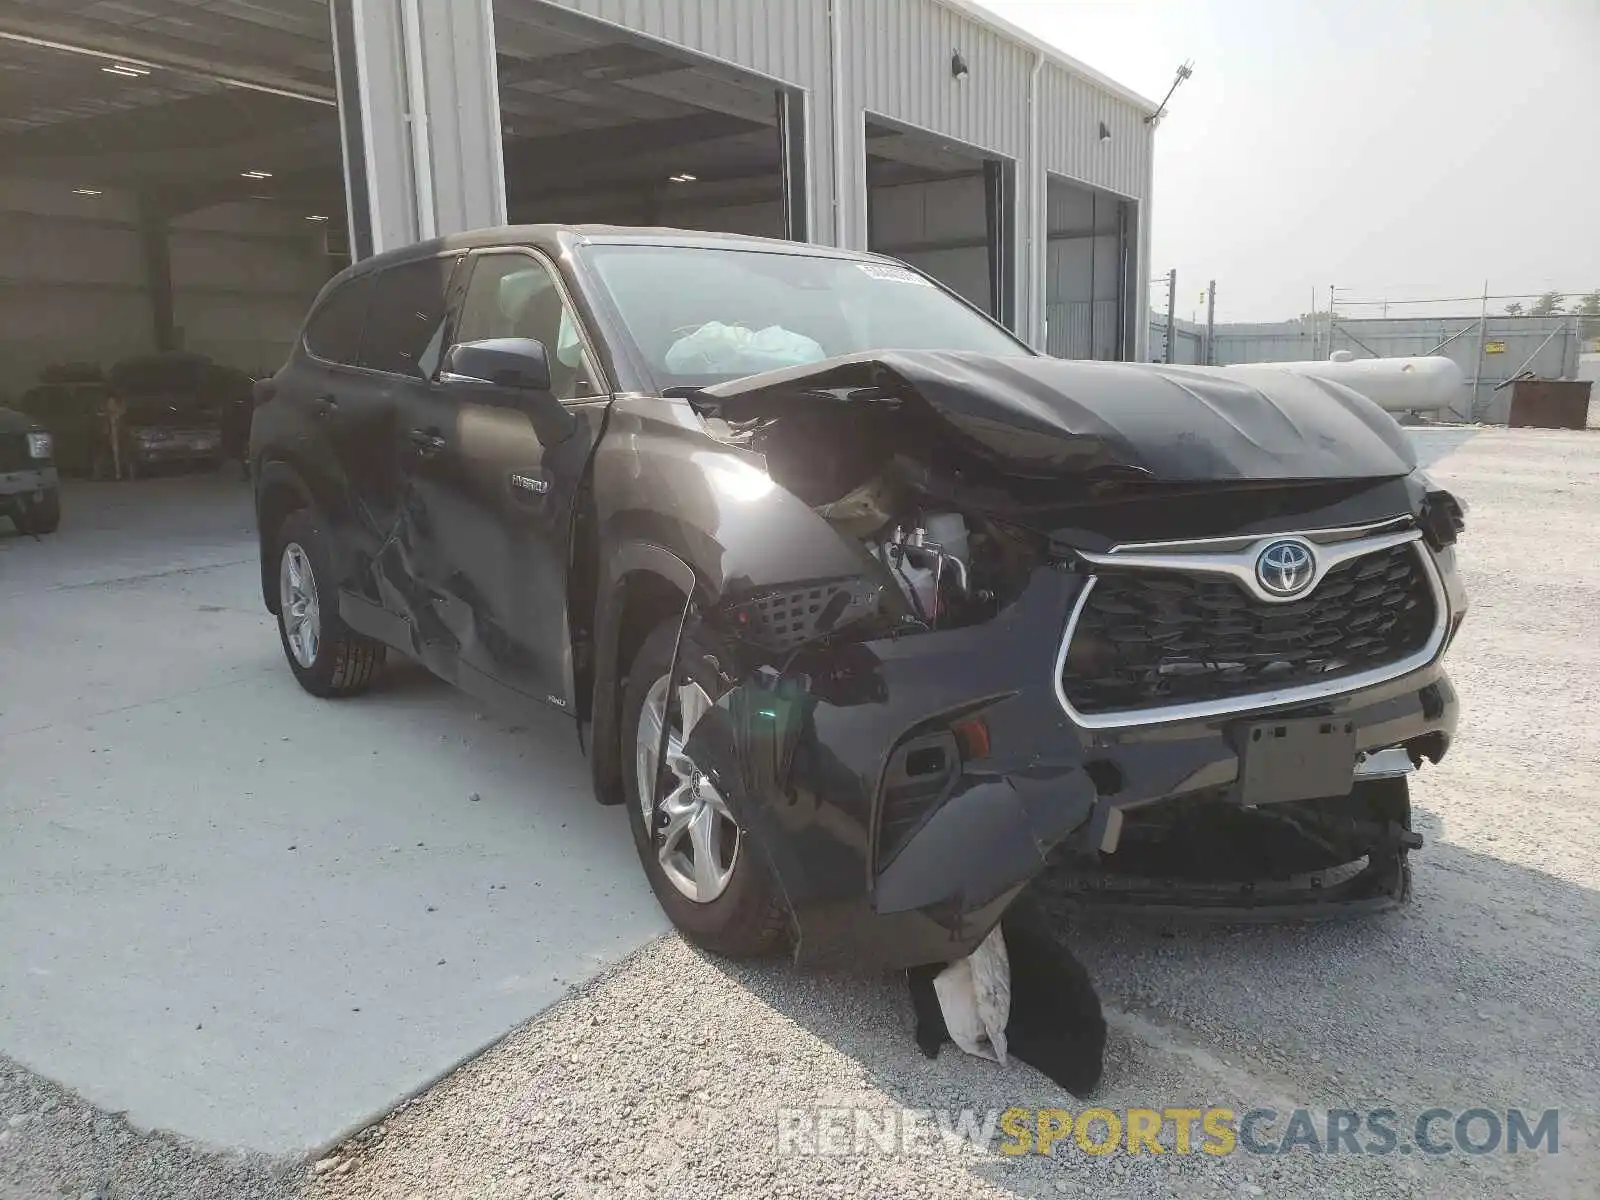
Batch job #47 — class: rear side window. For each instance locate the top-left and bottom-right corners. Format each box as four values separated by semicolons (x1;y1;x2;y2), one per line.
303;274;372;365
360;256;460;378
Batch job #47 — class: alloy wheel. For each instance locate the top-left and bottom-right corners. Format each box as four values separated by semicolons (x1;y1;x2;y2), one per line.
279;541;321;668
635;674;740;903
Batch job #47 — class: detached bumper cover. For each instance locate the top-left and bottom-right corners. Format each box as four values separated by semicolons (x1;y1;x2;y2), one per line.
683;563;1458;971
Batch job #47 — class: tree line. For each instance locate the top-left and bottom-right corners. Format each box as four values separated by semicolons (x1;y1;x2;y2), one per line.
1503;290;1600;338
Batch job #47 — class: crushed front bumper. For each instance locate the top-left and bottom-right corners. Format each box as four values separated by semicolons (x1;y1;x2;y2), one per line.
683;561;1458;971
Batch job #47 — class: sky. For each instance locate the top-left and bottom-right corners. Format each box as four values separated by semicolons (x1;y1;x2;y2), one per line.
973;0;1600;322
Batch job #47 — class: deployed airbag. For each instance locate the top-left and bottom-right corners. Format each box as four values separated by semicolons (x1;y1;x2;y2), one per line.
665;321;826;377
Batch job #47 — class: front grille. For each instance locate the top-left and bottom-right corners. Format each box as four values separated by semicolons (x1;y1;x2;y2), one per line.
0;433;29;473
1061;542;1436;715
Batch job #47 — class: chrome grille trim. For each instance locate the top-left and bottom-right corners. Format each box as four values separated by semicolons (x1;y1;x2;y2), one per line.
1052;529;1450;730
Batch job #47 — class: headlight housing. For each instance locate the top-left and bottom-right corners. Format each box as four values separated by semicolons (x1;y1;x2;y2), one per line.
26;431;53;459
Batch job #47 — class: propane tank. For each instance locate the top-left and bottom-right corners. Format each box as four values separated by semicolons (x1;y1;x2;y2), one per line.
1248;355;1467;415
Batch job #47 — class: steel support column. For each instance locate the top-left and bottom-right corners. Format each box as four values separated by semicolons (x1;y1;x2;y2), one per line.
330;0;505;258
983;159;1016;331
136;197;178;353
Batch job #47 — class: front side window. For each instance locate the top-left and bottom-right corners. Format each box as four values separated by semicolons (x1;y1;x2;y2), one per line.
583;245;1030;390
452;252;591;400
303;274;373;366
360;256;460;378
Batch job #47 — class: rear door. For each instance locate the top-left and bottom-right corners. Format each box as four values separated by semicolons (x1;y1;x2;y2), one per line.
397;247;609;708
296;272;388;575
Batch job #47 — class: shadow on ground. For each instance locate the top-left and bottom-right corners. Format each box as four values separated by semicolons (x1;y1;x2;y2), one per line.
700;819;1596;1196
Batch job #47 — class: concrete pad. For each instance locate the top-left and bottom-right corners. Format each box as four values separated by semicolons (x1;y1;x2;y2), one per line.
1407;426;1482;468
0;478;665;1155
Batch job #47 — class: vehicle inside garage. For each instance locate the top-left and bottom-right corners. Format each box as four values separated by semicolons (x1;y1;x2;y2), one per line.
493;1;804;241
0;4;347;473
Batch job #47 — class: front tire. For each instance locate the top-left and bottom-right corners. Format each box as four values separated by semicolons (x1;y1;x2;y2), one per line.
621;618;788;958
14;486;61;535
274;508;384;697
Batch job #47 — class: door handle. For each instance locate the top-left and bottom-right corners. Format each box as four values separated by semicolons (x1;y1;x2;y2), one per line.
311;394;338;418
409;428;447;458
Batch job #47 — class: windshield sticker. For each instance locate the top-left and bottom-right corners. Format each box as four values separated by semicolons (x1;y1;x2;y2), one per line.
858;262;935;287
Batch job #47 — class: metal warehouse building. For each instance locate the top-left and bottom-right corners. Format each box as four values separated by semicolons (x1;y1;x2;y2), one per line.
0;0;1156;399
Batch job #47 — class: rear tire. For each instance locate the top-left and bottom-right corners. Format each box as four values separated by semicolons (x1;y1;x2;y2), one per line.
14;486;61;535
274;508;384;697
621;617;788;958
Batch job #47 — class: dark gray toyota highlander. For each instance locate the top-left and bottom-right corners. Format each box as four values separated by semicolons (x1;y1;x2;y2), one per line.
249;225;1466;968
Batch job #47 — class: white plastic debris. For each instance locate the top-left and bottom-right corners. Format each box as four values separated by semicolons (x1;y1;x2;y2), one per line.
932;923;1011;1063
663;321;826;376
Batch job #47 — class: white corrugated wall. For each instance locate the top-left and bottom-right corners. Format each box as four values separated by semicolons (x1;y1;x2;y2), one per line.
506;0;1154;350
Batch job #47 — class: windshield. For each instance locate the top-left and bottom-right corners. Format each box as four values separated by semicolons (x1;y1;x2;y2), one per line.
584;244;1030;390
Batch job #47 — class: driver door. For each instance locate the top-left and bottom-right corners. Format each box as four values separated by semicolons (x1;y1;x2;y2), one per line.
398;248;607;710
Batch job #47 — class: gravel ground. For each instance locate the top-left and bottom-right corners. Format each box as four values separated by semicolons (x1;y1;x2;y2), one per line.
7;427;1598;1199
0;1054;300;1200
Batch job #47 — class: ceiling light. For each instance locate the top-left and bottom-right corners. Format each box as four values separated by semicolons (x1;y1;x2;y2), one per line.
305;214;329;222
72;188;102;196
241;170;273;180
101;63;150;77
668;173;697;183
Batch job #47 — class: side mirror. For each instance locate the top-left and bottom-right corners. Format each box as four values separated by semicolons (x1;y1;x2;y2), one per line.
442;338;552;393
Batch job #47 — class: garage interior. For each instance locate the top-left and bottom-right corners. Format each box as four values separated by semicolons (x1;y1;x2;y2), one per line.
864;117;1014;327
493;1;802;241
0;2;346;410
1044;173;1133;360
0;0;1141;422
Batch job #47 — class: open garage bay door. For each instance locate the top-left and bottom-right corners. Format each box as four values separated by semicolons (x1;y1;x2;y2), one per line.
864;118;1015;330
0;2;348;400
1044;175;1133;361
494;2;805;241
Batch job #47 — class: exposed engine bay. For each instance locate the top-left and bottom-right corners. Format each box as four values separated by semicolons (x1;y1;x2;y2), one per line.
715;397;1055;638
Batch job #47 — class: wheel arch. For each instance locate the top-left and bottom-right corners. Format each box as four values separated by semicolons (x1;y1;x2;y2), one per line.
255;458;316;614
587;540;698;807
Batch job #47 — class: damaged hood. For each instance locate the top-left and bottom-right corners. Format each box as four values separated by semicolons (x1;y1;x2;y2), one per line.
696;351;1418;482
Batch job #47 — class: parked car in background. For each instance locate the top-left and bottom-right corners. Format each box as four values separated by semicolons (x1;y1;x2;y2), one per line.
0;402;61;534
250;226;1467;970
101;353;250;478
18;365;109;476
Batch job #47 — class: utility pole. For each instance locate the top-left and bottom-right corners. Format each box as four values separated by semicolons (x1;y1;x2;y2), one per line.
1327;284;1337;359
1204;279;1217;365
1164;268;1177;363
1471;279;1490;420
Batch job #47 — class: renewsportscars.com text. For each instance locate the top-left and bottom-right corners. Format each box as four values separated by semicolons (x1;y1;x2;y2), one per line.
774;1106;1560;1158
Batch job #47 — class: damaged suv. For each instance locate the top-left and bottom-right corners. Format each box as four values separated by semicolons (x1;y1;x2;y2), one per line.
251;227;1465;968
